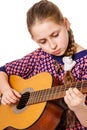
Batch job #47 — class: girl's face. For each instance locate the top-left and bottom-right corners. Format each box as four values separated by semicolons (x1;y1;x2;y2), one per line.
31;18;70;56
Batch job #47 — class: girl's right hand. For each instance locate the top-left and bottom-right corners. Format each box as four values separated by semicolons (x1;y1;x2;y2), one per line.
1;88;21;105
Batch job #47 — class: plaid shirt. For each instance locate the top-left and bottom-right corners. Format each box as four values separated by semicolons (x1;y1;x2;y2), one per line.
1;48;87;129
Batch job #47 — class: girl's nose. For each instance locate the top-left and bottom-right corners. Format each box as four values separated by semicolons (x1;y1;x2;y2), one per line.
49;40;57;49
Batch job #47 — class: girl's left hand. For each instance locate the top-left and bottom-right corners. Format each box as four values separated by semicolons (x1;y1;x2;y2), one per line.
64;87;86;112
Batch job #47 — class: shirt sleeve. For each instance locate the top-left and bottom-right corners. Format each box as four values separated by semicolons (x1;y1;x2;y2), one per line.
0;66;7;73
4;54;35;78
3;48;42;79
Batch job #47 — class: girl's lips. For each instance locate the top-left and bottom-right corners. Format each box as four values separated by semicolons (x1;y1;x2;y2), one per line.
52;49;61;55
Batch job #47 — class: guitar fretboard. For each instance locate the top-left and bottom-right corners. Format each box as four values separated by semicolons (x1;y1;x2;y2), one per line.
27;80;87;105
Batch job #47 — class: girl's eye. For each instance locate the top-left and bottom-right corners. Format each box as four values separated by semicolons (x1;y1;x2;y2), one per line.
39;39;46;44
53;33;59;37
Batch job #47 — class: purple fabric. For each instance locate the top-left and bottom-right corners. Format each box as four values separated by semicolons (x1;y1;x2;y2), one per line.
0;48;87;129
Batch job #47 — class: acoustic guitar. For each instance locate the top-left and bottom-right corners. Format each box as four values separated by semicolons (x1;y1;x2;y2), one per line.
0;72;87;130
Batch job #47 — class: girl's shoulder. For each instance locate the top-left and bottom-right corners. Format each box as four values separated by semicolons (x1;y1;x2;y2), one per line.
25;48;51;59
73;49;87;60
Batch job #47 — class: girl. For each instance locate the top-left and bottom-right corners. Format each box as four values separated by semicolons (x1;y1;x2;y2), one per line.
0;0;87;129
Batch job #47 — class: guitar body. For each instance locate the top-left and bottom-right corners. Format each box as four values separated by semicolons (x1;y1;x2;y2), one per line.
5;102;63;130
0;72;63;130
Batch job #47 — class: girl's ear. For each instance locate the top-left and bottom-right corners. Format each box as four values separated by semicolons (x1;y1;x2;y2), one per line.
63;17;71;30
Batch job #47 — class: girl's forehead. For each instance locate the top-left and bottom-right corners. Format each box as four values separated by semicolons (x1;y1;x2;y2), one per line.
31;20;64;40
35;17;63;25
31;17;65;32
32;20;63;31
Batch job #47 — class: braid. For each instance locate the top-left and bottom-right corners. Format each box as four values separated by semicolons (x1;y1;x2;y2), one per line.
65;28;76;56
63;28;77;128
64;28;76;84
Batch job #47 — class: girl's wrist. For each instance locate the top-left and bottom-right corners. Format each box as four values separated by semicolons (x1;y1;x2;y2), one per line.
0;85;11;94
74;103;87;114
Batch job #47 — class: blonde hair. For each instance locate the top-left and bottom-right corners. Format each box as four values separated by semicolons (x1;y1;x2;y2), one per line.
27;0;76;57
27;0;77;128
27;0;64;33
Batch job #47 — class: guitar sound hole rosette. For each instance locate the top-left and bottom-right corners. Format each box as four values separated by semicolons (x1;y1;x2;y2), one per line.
13;87;34;114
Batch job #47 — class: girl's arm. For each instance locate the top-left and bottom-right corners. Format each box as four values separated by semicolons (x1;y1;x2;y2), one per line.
75;101;87;127
64;87;87;127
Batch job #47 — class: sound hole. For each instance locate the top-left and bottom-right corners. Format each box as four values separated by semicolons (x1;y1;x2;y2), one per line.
17;92;30;109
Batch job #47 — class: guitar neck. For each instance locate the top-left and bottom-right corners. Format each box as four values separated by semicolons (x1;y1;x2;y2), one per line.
27;80;87;105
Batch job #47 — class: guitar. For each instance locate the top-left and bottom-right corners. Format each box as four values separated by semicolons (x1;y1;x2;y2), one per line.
0;72;87;130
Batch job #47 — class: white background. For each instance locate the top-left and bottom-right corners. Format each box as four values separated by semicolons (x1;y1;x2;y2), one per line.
0;0;87;66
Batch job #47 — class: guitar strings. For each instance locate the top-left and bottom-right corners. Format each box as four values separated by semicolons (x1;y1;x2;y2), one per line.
17;81;87;107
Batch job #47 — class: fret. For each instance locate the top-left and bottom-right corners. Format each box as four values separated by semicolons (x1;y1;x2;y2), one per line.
27;80;87;105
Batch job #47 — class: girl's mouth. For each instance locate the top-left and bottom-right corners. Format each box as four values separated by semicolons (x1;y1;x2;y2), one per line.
52;49;61;55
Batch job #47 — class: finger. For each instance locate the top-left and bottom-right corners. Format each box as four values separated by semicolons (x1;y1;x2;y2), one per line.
68;88;77;99
72;88;86;103
65;88;73;100
73;88;83;97
7;93;18;102
2;92;18;104
66;88;80;99
7;89;20;102
64;95;70;105
1;97;12;105
7;95;18;103
13;89;21;98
